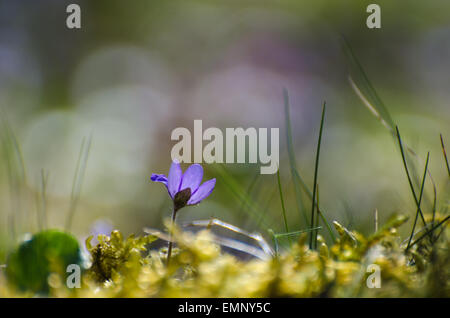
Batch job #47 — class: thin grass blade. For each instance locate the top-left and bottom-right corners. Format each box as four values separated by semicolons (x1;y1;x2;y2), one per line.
309;102;326;249
65;135;92;231
406;152;429;250
440;134;450;177
276;168;289;235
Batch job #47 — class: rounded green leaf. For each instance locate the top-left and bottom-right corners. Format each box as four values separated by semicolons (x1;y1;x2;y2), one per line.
6;230;83;294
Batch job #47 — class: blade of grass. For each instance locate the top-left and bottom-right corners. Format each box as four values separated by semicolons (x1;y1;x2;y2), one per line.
35;183;42;231
273;226;322;238
65;135;92;231
237;168;260;216
374;209;378;233
7;124;27;184
430;171;438;242
1;122;15;240
341;36;395;133
406;152;429;250
35;169;49;231
343;37;435;220
268;229;279;257
440;134;450;177
309;102;326;249
407;216;450;251
40;169;49;230
0;112;27;183
317;206;336;243
314;184;320;249
396;126;427;227
213;164;270;228
282;91;335;243
434;226;445;242
276;167;290;244
256;187;277;229
342;201;355;229
283;88;308;226
347;52;432;194
295;170;336;243
1;113;27;240
348;77;393;134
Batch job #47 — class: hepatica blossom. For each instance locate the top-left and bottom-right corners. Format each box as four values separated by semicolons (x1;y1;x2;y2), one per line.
151;160;215;264
151;160;216;211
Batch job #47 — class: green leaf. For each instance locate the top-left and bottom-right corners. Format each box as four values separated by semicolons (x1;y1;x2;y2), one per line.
6;230;83;294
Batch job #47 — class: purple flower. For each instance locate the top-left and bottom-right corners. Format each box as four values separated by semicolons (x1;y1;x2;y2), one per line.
151;161;216;210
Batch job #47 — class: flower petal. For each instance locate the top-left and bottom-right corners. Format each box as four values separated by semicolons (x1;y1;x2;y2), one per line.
187;178;216;205
150;173;168;185
180;164;203;194
167;160;182;198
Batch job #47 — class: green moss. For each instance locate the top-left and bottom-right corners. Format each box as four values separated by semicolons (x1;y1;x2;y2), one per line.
74;214;449;297
1;214;448;297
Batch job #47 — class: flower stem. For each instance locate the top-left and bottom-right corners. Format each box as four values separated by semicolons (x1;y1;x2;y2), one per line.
166;205;178;267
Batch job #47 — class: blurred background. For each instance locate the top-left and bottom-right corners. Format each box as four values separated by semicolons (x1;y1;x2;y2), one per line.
0;0;449;260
